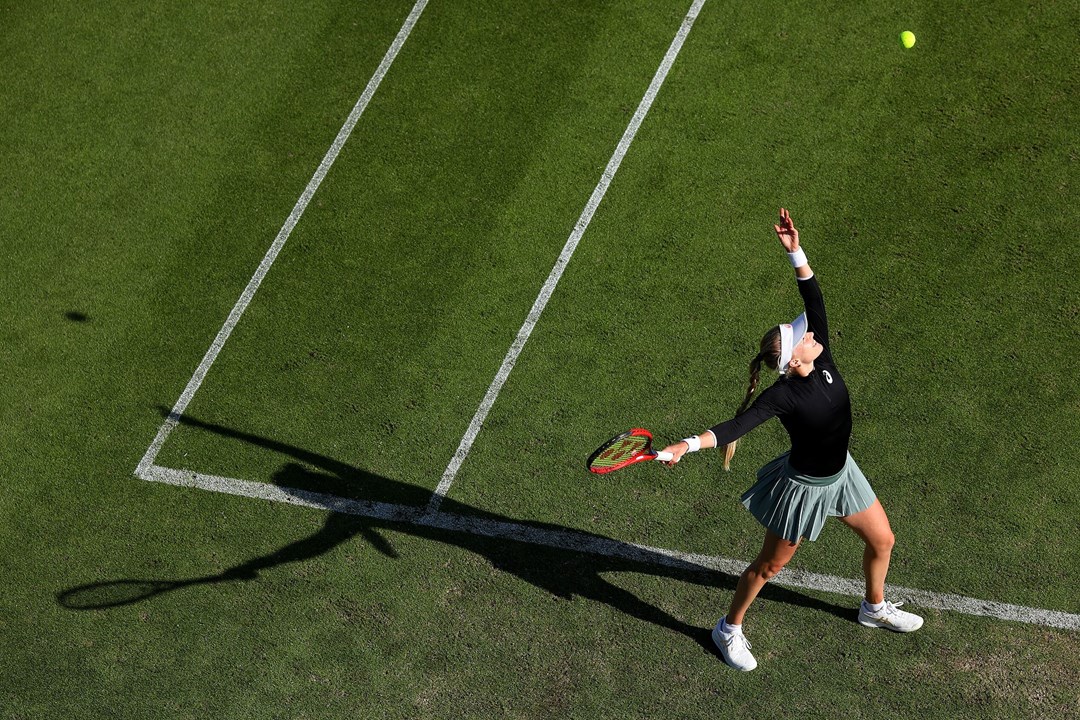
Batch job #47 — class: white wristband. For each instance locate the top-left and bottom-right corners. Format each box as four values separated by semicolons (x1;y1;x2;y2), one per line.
682;436;701;453
787;248;808;268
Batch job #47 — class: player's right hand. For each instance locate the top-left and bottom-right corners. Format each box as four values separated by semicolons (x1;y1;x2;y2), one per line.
660;442;688;466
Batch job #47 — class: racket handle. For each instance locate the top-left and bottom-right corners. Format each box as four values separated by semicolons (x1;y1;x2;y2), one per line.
654;451;674;462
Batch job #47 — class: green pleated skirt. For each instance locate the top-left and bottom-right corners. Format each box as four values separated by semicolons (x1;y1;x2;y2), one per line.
740;452;877;543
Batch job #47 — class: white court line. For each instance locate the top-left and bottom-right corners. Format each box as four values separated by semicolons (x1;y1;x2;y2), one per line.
136;0;430;478
131;0;1079;633
426;0;710;513
140;463;1080;631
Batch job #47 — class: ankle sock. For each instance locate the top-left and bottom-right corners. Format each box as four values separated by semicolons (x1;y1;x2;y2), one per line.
863;600;886;613
721;618;742;635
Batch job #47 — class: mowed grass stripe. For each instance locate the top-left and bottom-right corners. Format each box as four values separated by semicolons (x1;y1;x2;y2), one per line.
137;0;431;478
427;0;708;510
0;1;416;454
152;0;704;495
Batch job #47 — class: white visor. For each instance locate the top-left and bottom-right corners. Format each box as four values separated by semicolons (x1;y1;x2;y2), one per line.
777;313;808;373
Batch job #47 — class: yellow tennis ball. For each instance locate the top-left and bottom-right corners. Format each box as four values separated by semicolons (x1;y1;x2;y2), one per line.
901;30;916;48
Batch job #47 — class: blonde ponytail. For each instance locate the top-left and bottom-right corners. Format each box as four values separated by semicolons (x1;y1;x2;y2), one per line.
724;327;782;471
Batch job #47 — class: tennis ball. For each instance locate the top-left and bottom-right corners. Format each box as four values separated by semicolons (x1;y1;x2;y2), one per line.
900;30;916;48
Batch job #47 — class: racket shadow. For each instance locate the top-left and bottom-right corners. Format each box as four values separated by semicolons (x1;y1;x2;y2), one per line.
57;410;851;648
57;576;238;610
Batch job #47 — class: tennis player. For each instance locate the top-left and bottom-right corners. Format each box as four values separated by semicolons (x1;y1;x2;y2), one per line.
661;208;923;671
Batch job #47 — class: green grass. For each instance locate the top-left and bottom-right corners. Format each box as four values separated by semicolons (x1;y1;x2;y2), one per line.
2;0;1078;717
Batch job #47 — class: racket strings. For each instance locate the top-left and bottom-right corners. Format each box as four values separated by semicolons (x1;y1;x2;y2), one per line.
588;435;649;470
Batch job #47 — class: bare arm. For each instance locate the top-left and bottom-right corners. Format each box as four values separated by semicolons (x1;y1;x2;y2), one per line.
775;207;813;280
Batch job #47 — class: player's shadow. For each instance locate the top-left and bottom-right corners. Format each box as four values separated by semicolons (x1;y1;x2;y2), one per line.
57;411;851;656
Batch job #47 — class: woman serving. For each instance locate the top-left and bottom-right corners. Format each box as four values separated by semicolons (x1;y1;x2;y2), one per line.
662;208;923;672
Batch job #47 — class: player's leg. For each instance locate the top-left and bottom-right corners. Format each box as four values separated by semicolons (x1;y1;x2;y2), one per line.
713;530;799;671
837;498;893;604
839;499;923;632
727;529;801;624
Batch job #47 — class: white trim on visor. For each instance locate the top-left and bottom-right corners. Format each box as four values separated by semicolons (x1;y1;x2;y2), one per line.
777;313;808;372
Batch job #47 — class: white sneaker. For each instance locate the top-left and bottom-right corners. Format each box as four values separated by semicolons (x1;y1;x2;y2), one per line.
712;618;757;671
858;600;924;632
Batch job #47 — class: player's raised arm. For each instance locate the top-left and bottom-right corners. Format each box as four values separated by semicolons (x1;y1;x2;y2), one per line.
775;207;813;280
778;208;833;362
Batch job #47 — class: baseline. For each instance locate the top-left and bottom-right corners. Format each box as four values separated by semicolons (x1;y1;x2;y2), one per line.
139;463;1080;632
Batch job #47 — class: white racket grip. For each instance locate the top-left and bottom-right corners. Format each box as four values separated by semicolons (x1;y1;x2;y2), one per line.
655;450;674;462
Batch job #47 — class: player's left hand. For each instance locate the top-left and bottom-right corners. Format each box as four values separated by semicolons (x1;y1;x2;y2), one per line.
774;207;800;252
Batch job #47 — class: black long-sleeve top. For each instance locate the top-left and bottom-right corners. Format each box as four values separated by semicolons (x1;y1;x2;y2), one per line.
708;275;852;477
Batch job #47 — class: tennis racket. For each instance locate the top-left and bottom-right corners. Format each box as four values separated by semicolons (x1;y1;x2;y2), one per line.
586;428;673;474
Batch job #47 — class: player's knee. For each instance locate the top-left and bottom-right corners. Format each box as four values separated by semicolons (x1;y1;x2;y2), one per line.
871;530;895;554
755;559;789;580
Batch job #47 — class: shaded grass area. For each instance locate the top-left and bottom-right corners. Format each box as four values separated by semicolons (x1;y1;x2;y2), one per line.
39;415;1080;718
153;0;693;489
1;0;1077;717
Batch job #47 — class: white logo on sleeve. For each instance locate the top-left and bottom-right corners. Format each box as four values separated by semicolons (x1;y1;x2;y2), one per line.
823;370;834;384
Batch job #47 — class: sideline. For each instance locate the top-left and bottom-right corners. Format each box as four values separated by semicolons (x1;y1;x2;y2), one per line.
136;0;431;478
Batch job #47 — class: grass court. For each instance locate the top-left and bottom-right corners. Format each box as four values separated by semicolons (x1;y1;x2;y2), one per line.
2;0;1078;717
